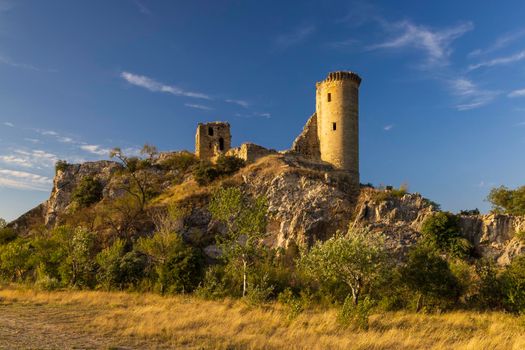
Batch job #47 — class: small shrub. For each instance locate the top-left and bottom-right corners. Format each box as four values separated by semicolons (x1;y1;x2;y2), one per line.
245;273;274;305
215;155;245;175
34;264;60;291
278;288;308;320
72;176;103;208
159;151;198;173
515;231;525;243
459;208;480;216
0;227;17;245
338;295;374;330
371;184;408;203
193;162;220;185
192;156;245;186
195;265;230;300
55;160;69;173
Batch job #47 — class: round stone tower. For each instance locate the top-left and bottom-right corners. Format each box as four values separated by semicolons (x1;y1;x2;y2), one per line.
315;71;361;184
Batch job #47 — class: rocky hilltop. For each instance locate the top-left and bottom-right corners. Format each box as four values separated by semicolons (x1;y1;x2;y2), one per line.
9;153;525;265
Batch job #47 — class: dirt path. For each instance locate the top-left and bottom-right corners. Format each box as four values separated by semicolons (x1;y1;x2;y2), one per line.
0;302;147;350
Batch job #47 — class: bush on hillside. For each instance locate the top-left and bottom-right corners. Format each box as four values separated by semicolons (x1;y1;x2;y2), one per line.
0;227;17;245
421;212;473;258
159;151;198;173
72;176;104;208
501;256;525;314
192;155;245;186
400;244;461;312
55;160;69;173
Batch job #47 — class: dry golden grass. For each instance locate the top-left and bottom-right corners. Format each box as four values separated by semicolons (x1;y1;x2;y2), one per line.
1;286;525;349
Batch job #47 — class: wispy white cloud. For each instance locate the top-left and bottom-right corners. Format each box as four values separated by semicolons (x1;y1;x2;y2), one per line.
133;0;151;15
37;129;59;137
24;138;40;144
368;20;473;67
508;88;525;98
80;144;110;156
0;169;52;191
275;25;316;48
469;29;525;57
383;124;394;131
468;50;525;71
121;71;211;100
185;103;213;111
235;112;272;119
3;122;13;127
57;136;74;143
0;55;40;71
226;99;250;108
254;112;271;118
0;149;58;169
449;78;500;111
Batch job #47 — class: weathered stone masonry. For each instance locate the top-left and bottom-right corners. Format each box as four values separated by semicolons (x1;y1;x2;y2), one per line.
195;71;362;185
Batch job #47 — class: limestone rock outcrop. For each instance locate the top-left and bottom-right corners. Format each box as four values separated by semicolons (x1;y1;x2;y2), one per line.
8;153;525;266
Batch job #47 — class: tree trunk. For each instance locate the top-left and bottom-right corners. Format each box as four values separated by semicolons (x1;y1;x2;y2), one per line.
351;286;359;306
416;294;423;313
242;258;247;297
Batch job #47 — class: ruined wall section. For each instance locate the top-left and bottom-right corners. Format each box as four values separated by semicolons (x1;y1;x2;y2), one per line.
291;113;320;160
195;122;231;161
227;143;277;163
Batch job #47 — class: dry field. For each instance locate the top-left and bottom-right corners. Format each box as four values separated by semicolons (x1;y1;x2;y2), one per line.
0;286;524;350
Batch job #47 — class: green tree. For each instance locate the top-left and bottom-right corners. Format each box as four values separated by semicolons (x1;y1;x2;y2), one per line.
400;244;461;311
0;239;32;281
110;144;159;210
137;231;202;294
209;187;268;297
0;217;6;228
487;185;525;216
300;229;389;306
501;255;525;313
95;238;127;290
58;227;96;288
421;212;472;258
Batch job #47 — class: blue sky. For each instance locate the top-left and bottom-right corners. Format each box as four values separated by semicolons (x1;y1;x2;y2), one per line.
1;0;525;221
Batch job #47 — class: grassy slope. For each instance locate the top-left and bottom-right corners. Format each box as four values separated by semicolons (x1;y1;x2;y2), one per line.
1;287;524;350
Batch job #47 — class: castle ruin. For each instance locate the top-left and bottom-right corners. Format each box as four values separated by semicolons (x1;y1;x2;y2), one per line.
195;122;232;160
195;70;361;185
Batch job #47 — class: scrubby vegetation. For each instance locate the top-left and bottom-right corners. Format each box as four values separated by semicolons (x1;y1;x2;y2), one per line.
72;176;103;208
3;148;525;337
488;185;525;215
193;155;245;185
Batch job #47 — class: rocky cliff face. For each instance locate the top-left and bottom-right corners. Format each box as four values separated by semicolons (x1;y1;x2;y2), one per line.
45;161;122;227
353;189;525;264
235;154;357;247
10;161;122;235
9;153;525;265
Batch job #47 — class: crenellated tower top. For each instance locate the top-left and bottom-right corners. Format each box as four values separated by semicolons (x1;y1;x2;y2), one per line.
316;71;362;87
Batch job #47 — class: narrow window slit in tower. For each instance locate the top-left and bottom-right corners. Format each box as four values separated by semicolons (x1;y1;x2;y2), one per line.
332;122;337;131
219;138;224;151
208;127;214;136
327;93;331;102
